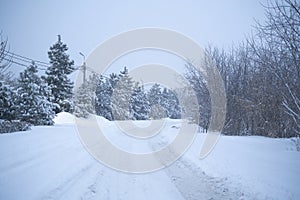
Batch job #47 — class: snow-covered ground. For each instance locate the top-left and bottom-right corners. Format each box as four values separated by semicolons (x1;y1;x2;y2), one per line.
0;112;299;199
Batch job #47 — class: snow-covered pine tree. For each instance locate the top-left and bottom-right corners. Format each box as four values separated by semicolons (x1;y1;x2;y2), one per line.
74;73;100;118
108;73;119;89
45;35;75;113
0;80;16;121
87;73;100;111
161;88;170;117
148;83;167;119
111;67;134;120
170;90;181;119
38;80;56;125
16;62;55;125
95;75;114;120
130;83;150;120
148;83;161;106
161;88;181;119
73;82;92;118
0;34;32;133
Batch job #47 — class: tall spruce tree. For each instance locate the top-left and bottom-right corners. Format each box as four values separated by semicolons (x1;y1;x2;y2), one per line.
16;62;55;125
45;35;75;113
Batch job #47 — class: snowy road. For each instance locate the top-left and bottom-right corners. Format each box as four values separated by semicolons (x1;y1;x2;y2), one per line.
0;113;299;199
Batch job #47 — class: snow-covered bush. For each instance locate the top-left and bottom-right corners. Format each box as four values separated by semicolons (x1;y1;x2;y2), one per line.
0;119;30;134
16;62;55;126
0;81;16;121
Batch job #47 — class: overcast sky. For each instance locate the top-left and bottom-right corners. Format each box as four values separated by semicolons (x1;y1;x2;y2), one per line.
0;0;266;74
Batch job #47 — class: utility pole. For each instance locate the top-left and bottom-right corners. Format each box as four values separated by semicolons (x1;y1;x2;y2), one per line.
79;52;86;84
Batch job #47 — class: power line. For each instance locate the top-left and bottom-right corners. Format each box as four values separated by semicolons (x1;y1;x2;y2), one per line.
3;50;51;70
3;57;46;71
79;52;86;83
8;53;49;69
4;50;84;73
4;50;50;66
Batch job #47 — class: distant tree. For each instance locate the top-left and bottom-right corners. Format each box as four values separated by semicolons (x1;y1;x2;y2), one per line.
94;68;181;121
74;73;100;118
130;83;150;120
95;75;114;120
147;83;167;119
174;86;200;127
73;83;91;118
87;73;100;111
161;88;181;119
111;67;134;120
148;83;161;106
16;62;55;125
45;35;75;113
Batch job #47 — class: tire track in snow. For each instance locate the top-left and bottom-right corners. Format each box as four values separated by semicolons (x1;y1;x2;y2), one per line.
0;141;75;175
164;157;246;200
148;135;246;200
79;169;105;200
41;162;94;200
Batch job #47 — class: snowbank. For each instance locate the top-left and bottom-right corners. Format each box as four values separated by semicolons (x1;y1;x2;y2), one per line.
53;112;75;125
186;134;300;199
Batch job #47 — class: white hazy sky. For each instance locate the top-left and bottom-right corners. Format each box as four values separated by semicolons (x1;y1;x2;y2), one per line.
0;0;266;74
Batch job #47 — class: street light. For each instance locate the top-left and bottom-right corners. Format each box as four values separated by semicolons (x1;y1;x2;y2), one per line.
79;52;86;83
79;52;85;61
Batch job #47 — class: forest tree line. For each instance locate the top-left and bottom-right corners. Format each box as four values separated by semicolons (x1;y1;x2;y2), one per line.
73;67;181;120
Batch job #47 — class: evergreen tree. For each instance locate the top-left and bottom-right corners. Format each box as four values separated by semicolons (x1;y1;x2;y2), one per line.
148;83;167;119
130;83;150;120
148;83;161;106
74;73;100;118
111;67;134;120
0;81;16;121
0;80;31;133
87;73;100;111
95;76;114;120
161;88;181;119
73;83;92;118
108;73;119;89
45;35;75;113
94;68;179;121
16;62;55;125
